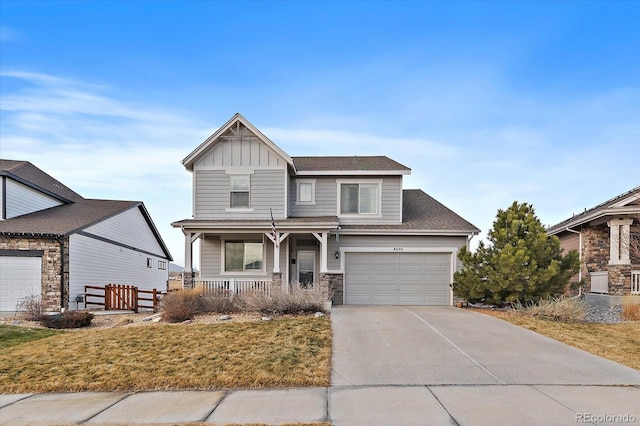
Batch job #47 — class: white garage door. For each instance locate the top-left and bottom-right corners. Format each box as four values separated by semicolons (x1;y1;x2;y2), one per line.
0;256;42;311
345;252;451;305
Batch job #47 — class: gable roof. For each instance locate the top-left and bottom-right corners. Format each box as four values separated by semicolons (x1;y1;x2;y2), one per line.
547;186;640;235
0;198;173;260
292;156;411;175
0;159;82;202
182;113;295;171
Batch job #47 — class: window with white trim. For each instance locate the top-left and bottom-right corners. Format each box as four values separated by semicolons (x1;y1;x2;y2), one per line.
230;175;250;208
339;182;379;215
224;240;264;272
158;260;167;270
296;180;316;205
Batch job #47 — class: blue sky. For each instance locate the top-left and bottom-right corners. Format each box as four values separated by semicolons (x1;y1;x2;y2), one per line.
1;1;638;267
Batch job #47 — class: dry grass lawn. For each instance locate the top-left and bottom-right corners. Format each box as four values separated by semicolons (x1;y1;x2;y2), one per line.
0;317;331;394
471;308;640;370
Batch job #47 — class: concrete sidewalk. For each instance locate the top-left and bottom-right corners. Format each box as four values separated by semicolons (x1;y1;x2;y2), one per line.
2;385;639;425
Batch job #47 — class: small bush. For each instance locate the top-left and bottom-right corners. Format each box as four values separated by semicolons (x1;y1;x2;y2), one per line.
200;293;237;313
236;288;329;315
39;311;94;329
622;295;640;321
161;289;206;323
511;296;587;323
16;294;42;320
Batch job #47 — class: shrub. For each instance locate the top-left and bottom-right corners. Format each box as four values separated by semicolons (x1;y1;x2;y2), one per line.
622;295;640;321
161;289;206;323
511;296;586;323
39;311;94;329
16;294;42;321
236;288;329;315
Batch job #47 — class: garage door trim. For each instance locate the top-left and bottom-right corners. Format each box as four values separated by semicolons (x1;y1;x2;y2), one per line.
0;249;44;257
338;246;459;306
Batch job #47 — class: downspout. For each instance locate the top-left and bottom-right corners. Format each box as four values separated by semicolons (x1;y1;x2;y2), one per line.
564;227;582;295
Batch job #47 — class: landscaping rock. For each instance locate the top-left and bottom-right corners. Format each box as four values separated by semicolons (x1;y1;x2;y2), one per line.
142;313;162;322
314;312;325;318
261;316;272;321
219;315;232;321
584;305;624;324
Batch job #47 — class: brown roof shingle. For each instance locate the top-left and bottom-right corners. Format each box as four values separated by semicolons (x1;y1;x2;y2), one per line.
0;160;82;202
292;156;410;173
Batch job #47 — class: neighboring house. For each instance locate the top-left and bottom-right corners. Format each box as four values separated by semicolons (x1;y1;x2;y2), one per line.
0;160;173;312
547;186;640;304
172;113;479;306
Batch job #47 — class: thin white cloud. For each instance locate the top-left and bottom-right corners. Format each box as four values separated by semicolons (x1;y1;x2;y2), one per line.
0;71;211;266
0;25;21;42
263;127;459;158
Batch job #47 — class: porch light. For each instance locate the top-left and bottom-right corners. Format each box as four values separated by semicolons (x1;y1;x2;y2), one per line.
335;251;340;260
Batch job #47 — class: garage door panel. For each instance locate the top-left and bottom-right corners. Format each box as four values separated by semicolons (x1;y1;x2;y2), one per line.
0;256;42;311
345;252;451;306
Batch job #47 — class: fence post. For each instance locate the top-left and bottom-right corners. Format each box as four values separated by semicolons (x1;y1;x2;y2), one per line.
133;286;139;313
105;285;111;310
152;289;157;312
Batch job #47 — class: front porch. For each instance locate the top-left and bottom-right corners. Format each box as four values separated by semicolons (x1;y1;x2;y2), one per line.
175;217;343;302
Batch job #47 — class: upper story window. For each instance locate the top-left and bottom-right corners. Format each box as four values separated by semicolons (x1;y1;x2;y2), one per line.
339;181;380;215
230;175;250;208
296;179;316;205
224;240;264;272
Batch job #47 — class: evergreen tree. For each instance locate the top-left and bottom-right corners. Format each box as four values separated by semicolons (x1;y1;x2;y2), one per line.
453;201;579;305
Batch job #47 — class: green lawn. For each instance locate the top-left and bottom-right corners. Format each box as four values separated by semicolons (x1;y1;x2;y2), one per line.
0;324;62;350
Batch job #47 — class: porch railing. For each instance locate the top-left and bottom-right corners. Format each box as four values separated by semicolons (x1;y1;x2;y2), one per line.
590;271;609;294
194;278;272;297
632;271;640;295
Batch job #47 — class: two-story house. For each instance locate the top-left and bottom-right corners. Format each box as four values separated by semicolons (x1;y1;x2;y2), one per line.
547;186;640;305
172;114;479;306
0;160;172;312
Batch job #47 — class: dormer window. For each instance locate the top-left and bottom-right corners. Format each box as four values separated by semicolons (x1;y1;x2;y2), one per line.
230;175;250;208
338;181;380;215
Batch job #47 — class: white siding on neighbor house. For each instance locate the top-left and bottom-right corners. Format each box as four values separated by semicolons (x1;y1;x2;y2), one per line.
5;179;64;219
83;206;167;258
194;169;286;219
194;131;286;168
68;234;168;310
326;234;467;271
289;176;402;224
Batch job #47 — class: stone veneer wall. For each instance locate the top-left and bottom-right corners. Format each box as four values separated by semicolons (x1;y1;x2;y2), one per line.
320;273;344;305
582;224;638;295
0;236;68;312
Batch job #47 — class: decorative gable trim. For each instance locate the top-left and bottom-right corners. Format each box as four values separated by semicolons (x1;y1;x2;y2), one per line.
182;113;295;171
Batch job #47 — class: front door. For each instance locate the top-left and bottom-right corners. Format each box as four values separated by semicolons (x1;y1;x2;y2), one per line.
297;250;316;289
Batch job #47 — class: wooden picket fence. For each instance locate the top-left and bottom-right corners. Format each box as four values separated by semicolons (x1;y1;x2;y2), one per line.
84;284;159;312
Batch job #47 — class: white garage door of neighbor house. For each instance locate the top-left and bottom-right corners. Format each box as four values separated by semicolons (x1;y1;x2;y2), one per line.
0;256;42;311
345;252;451;305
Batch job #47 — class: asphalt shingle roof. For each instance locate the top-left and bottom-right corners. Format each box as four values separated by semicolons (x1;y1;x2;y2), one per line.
0;199;141;236
0;160;82;202
342;189;479;232
292;156;410;172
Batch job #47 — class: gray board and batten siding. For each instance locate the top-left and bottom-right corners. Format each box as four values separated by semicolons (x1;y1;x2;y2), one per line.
192;127;290;220
4;178;64;219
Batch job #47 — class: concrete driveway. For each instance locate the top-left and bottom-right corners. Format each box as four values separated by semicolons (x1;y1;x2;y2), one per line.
331;306;640;386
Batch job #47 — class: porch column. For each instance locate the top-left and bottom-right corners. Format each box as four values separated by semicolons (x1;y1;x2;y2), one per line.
184;232;193;273
608;218;633;265
312;232;328;273
265;232;289;274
